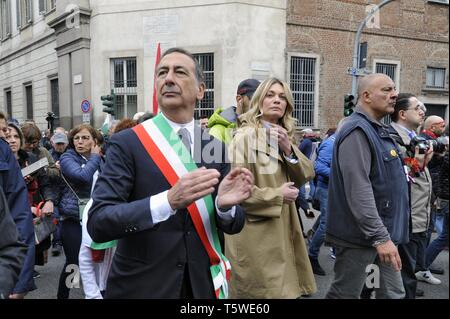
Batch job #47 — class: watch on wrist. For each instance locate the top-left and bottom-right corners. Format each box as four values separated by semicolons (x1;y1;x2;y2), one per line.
372;239;389;247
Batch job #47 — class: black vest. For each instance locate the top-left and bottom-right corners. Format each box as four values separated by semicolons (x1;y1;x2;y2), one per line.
326;112;410;247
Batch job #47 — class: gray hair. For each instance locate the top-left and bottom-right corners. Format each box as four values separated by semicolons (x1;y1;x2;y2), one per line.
160;47;205;84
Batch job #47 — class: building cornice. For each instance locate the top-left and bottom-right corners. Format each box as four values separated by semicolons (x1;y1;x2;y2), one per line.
0;32;56;66
47;7;92;31
47;7;92;56
286;17;448;44
89;0;286;17
55;38;91;57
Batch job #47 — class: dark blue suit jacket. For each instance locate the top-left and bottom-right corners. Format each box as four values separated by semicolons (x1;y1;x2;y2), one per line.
88;124;245;299
0;139;35;294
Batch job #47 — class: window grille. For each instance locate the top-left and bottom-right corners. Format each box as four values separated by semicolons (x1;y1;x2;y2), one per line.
193;53;215;120
290;56;316;127
426;67;446;89
111;58;138;119
376;63;397;125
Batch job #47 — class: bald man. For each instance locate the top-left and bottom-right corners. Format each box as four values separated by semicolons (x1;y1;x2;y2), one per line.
423;115;446;138
325;74;409;299
418;115;447;271
420;115;446;193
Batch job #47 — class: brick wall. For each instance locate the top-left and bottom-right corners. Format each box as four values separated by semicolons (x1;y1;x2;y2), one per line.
287;0;449;132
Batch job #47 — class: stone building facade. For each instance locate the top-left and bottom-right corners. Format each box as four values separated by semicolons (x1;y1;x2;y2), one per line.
1;0;287;129
1;0;448;133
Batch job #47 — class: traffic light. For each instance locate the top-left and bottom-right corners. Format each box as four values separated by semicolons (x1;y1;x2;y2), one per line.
344;94;355;117
101;91;116;117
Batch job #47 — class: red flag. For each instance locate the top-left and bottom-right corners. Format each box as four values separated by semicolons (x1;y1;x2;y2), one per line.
152;43;161;115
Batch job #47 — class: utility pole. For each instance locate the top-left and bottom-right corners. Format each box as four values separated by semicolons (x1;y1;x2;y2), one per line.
349;0;396;98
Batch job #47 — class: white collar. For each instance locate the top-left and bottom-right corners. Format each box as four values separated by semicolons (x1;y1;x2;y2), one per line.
396;123;417;138
160;112;195;143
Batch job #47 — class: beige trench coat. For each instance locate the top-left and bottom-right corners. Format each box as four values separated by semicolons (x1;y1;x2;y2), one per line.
225;126;317;298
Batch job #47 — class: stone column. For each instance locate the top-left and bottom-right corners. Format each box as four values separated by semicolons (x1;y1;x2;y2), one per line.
48;1;91;130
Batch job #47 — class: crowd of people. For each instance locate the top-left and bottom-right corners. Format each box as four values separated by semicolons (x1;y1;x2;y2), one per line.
0;47;448;300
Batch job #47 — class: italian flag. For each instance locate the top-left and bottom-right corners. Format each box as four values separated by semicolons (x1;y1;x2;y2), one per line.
133;114;231;299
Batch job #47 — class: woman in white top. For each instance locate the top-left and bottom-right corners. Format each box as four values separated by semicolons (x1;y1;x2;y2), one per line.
79;119;137;298
79;192;115;299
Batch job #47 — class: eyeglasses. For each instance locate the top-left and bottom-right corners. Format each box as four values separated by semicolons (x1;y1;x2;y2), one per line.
432;121;446;128
406;105;421;112
418;103;427;113
73;135;91;141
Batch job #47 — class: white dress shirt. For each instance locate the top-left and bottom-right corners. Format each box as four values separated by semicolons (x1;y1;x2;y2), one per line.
150;113;236;224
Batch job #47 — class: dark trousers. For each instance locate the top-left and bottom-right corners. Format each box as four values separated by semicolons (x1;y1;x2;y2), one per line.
398;231;427;299
52;208;62;246
57;218;82;299
35;236;51;265
180;265;194;299
52;223;62;246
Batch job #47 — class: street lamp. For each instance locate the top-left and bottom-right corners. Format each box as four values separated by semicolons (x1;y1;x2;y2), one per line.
350;0;396;98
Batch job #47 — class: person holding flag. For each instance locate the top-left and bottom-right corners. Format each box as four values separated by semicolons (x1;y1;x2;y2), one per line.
88;47;253;299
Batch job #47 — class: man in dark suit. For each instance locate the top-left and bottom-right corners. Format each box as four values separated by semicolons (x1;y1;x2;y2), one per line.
0;185;27;299
0;117;35;299
88;47;253;299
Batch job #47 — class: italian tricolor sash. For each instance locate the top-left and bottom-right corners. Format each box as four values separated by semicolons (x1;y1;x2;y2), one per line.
81;198;118;250
90;240;117;250
132;113;231;299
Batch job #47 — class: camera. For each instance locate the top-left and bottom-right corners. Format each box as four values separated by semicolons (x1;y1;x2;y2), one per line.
434;136;449;154
409;136;429;154
45;111;58;132
409;135;447;154
45;111;57;122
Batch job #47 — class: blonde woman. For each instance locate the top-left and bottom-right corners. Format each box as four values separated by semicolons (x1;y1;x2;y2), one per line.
226;77;316;298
